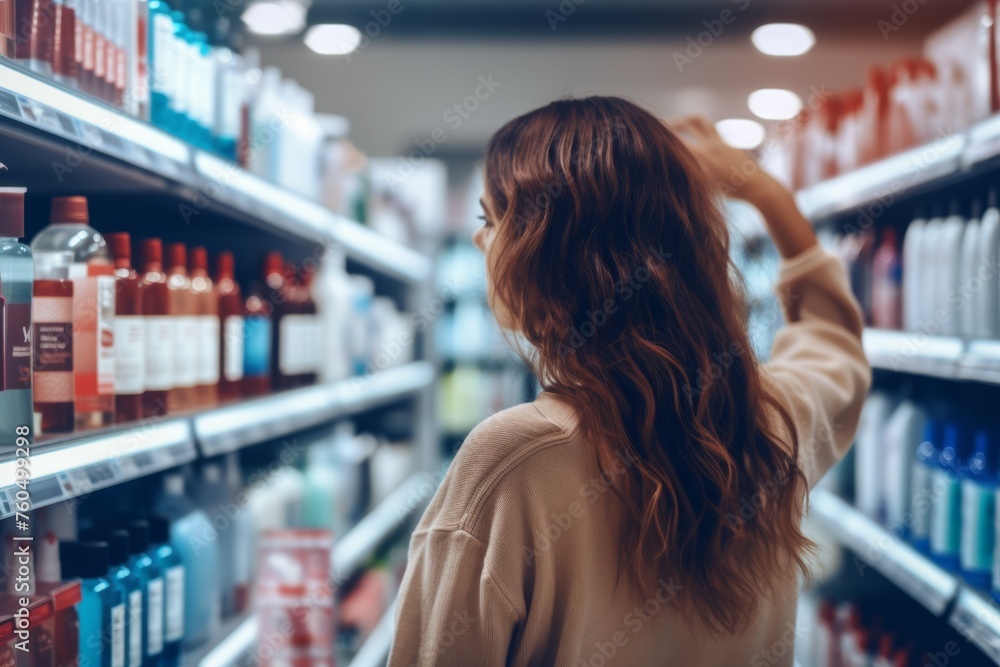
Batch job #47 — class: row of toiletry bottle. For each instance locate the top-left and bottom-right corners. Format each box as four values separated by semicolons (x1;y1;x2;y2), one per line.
853;391;1000;598
0;187;414;440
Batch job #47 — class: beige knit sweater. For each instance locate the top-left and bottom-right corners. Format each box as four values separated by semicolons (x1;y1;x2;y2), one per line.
388;245;871;666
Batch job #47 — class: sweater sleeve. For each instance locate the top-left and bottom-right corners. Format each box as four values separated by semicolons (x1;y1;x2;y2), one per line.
762;244;872;488
387;528;520;667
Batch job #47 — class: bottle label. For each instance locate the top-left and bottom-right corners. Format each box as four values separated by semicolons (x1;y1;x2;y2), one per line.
111;602;126;667
69;267;116;405
197;315;220;384
5;303;31;391
128;590;143;667
930;470;961;557
961;480;996;573
33;295;72;401
97;275;115;395
911;460;932;540
165;565;184;642
244;316;271;377
173;316;198;388
115;316;146;395
146;577;164;655
145;316;175;391
279;314;311;375
224;315;244;381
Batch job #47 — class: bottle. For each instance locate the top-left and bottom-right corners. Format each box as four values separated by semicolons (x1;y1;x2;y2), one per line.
962;429;995;589
911;421;939;554
313;246;352;383
302;433;339;531
977;196;1000;340
147;0;173;127
855;393;892;521
146;515;182;667
61;541;125;667
15;0;56;74
959;210;981;339
195;463;236;616
154;473;220;647
31;196;115;429
242;288;271;397
881;399;927;534
264;252;293;389
901;217;924;332
871;228;902;330
92;530;144;667
223;454;253;614
937;211;966;337
108;233;145;424
189;247;219;407
32;251;74;434
166;243;196;413
139;239;171;419
119;519;163;667
349;275;374;376
917;217;942;330
214;252;243;403
930;422;964;571
0;187;33;442
51;0;77;86
130;0;150;119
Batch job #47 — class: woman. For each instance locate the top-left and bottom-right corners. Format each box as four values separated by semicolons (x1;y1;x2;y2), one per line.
388;97;870;666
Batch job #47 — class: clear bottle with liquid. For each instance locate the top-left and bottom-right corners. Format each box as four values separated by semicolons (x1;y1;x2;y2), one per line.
0;187;34;444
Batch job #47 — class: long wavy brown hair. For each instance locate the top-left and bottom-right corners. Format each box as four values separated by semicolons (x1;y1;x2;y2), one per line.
482;96;813;635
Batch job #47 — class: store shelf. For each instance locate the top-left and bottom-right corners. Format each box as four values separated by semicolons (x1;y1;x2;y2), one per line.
195;362;436;456
347;599;397;667
333;472;438;582
0;60;430;283
950;588;1000;663
809;488;958;616
0;419;196;519
795;112;1000;222
863;328;1000;384
184;612;257;667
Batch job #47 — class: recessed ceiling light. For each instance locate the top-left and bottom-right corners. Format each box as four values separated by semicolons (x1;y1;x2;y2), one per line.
751;23;815;56
715;119;765;150
242;0;306;36
304;24;363;55
748;88;803;120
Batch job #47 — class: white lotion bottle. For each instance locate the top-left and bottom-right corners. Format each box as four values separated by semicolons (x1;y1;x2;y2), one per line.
959;209;981;338
918;216;942;330
978;196;1000;339
937;209;966;337
902;216;925;332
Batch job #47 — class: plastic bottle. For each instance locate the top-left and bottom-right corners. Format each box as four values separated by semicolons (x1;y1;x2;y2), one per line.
872;228;903;330
930;422;965;571
976;196;1000;340
154;473;220;647
302;433;339;531
959;211;981;338
212;48;244;161
167;13;190;137
31;196;115;429
855;392;893;521
32;251;75;433
313;246;352;383
349;275;374;376
901;217;924;332
961;428;995;589
0;187;34;442
881;399;927;533
911;419;940;554
61;541;124;667
166;244;197;412
937;211;966;337
139;239;171;419
917;217;942;330
108;233;145;423
94;530;144;667
189;247;219;407
147;0;173;128
223;454;253;614
214;252;243;403
146;515;182;667
119;519;163;667
195;463;236;616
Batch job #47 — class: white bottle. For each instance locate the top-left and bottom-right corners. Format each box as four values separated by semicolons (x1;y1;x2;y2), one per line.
224;453;254;614
880;399;927;529
960;215;980;338
977;204;1000;339
349;276;375;376
855;392;893;520
936;213;965;337
917;217;943;330
902;217;925;332
313;247;353;383
195;463;237;617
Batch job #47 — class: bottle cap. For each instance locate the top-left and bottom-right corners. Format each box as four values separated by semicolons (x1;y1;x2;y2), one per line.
146;515;171;545
60;541;110;579
264;251;284;277
190;246;208;272
168;243;187;270
107;233;132;262
141;238;163;266
0;187;26;237
216;251;235;278
50;196;89;224
121;519;151;554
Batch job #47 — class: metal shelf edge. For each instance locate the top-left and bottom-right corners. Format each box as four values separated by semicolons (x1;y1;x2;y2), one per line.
347;599;397;667
949;588;1000;664
188;613;258;667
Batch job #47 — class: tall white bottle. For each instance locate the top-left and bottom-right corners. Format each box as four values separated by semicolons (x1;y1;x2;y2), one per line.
937;211;966;337
917;217;942;330
313;246;353;383
902;217;925;332
977;198;1000;339
959;212;980;338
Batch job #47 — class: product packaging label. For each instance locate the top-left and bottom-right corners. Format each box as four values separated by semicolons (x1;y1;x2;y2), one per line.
243;317;271;376
173;316;198;388
279;314;312;375
111;603;126;667
197;315;220;384
96;275;116;395
5;303;31;391
146;577;164;655
33;294;73;402
165;566;184;642
115;316;146;395
144;316;175;391
69;267;116;404
223;315;244;381
128;590;143;667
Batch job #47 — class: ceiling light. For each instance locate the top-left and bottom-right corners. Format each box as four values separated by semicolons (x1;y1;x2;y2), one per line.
748;88;803;120
242;0;306;36
751;23;815;56
304;24;363;55
715;119;765;150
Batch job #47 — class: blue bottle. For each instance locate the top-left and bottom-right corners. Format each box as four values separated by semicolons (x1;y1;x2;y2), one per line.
147;515;184;667
120;519;165;667
930;422;965;572
93;530;145;667
961;429;995;590
910;419;939;553
61;541;126;667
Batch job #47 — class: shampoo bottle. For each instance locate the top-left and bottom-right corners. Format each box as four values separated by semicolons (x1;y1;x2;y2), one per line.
901;216;924;332
937;210;966;337
960;210;981;338
911;419;941;554
961;428;995;589
146;515;182;667
61;541;124;667
978;194;1000;340
881;398;927;533
930;422;965;571
119;519;163;667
